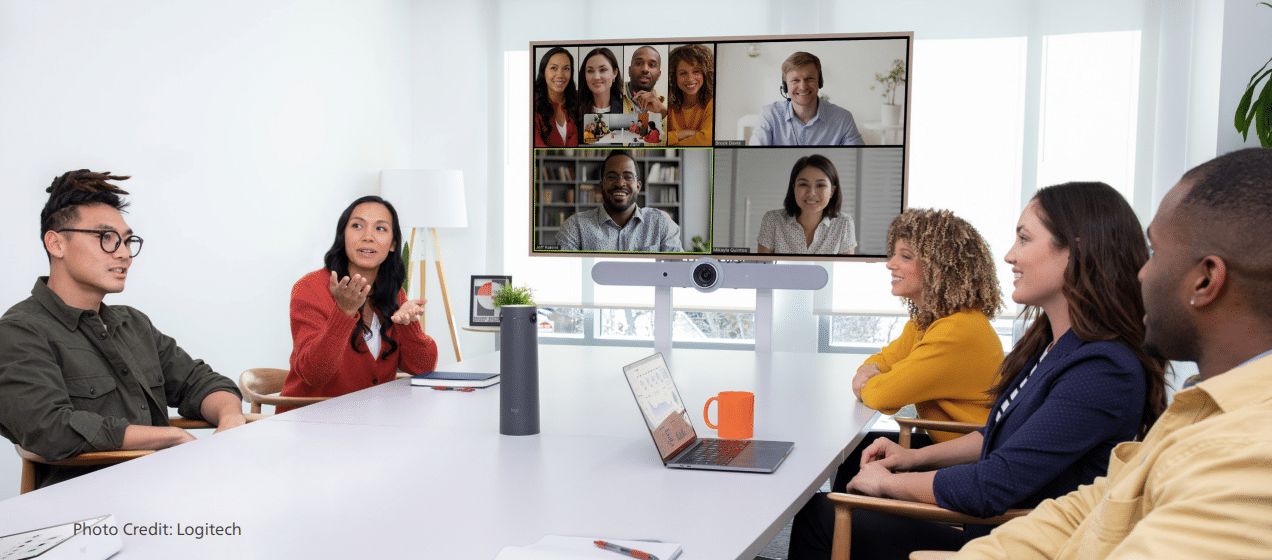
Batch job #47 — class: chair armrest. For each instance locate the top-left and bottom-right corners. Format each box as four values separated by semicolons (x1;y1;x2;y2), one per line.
828;492;1031;525
168;418;214;430
895;417;984;447
910;552;956;560
252;394;331;409
15;445;154;467
169;413;265;429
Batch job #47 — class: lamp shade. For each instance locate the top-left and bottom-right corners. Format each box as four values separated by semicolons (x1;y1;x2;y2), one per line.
379;169;468;229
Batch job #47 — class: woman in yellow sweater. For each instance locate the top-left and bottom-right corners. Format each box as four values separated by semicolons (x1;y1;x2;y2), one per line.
665;43;714;146
835;208;1004;491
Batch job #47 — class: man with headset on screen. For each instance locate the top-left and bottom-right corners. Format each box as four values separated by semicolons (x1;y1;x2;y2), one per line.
556;150;683;252
748;51;864;146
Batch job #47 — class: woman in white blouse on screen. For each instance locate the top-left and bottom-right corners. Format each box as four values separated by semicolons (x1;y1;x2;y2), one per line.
757;154;857;255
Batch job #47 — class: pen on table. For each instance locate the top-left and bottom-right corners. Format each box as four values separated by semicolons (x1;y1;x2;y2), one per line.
594;540;659;560
431;386;475;392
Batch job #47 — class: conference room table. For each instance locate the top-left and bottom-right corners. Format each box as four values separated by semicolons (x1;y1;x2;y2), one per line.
586;129;647;145
0;346;878;559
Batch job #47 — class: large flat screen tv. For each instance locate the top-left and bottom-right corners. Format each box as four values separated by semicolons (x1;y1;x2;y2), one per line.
530;32;911;262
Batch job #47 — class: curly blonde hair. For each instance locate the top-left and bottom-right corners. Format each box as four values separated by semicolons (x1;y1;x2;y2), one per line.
887;208;1003;330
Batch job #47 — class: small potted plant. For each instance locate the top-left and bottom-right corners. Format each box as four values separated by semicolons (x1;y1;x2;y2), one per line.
872;58;906;126
1235;2;1272;147
491;284;535;308
492;283;540;436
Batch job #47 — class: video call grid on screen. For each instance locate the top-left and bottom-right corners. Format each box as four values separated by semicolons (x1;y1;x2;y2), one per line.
529;33;912;262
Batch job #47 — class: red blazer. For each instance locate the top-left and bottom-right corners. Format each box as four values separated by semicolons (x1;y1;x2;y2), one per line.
280;269;438;411
534;102;578;147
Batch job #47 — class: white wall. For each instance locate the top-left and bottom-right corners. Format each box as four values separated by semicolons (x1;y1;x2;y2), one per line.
409;0;497;365
0;0;414;500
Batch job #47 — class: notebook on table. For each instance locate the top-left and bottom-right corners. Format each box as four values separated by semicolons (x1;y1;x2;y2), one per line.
410;370;499;388
621;353;793;473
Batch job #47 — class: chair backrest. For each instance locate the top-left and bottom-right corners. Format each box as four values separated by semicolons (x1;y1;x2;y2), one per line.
238;368;330;413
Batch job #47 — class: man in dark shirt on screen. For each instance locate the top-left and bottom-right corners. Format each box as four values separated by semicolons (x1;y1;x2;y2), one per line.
0;170;245;489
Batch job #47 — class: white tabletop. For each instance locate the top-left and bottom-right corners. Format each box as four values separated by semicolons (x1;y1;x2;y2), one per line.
0;346;877;559
587;129;647;145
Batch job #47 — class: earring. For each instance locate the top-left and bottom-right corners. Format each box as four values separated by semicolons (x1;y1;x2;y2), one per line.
1190;298;1197;306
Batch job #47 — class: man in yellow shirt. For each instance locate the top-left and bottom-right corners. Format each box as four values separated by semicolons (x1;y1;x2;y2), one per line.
952;147;1272;560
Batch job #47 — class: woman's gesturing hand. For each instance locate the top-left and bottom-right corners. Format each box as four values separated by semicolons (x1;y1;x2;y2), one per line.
329;271;371;318
391;298;428;325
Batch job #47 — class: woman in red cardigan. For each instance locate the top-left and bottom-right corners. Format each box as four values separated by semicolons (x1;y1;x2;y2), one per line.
280;196;439;411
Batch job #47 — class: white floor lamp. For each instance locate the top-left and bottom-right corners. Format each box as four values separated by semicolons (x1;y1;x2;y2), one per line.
380;169;468;362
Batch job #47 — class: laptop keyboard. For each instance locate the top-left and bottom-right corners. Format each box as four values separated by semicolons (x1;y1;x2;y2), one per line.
679;438;751;465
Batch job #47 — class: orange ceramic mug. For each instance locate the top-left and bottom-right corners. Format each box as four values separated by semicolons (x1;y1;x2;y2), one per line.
703;391;754;439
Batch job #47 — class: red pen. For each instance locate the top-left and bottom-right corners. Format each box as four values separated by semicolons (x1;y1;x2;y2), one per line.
594;540;659;560
431;386;475;392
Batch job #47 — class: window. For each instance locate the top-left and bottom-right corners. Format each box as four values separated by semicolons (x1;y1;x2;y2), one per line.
1037;31;1142;200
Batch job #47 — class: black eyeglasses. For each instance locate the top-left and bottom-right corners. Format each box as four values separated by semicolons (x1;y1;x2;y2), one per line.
57;229;144;258
603;172;637;184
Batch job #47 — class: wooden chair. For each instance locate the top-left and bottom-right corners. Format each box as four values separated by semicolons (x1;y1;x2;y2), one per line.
16;416;262;494
896;417;983;447
238;368;329;414
829;418;1030;560
239;368;412;414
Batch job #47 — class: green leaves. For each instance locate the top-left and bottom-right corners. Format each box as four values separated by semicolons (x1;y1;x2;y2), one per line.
1234;3;1272;147
492;284;535;307
402;241;412;291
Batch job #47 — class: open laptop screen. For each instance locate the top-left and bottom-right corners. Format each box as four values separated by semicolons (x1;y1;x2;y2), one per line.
623;354;697;461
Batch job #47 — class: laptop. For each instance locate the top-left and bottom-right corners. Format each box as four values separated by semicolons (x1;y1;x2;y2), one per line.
622;353;794;473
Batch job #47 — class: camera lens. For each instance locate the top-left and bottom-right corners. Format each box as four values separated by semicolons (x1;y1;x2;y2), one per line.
692;263;717;288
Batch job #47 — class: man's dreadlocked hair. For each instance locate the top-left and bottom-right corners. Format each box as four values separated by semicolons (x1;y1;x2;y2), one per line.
40;170;131;258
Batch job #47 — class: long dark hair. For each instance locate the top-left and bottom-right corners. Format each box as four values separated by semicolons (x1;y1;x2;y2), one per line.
783;154;842;220
578;47;623;114
992;182;1167;438
323;195;405;360
533;47;580;146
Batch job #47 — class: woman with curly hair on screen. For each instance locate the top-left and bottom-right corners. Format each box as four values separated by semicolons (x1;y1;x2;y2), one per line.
665;43;714;146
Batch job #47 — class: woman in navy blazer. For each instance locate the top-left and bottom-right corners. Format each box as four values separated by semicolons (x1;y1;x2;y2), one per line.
789;182;1169;560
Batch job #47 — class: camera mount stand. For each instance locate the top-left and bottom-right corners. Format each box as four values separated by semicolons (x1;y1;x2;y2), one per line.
591;258;828;353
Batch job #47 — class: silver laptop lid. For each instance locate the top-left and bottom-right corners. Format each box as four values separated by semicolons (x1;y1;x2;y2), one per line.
622;353;699;463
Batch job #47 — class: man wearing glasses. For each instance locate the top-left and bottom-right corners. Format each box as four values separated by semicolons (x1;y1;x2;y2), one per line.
0;170;245;490
556;150;684;252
